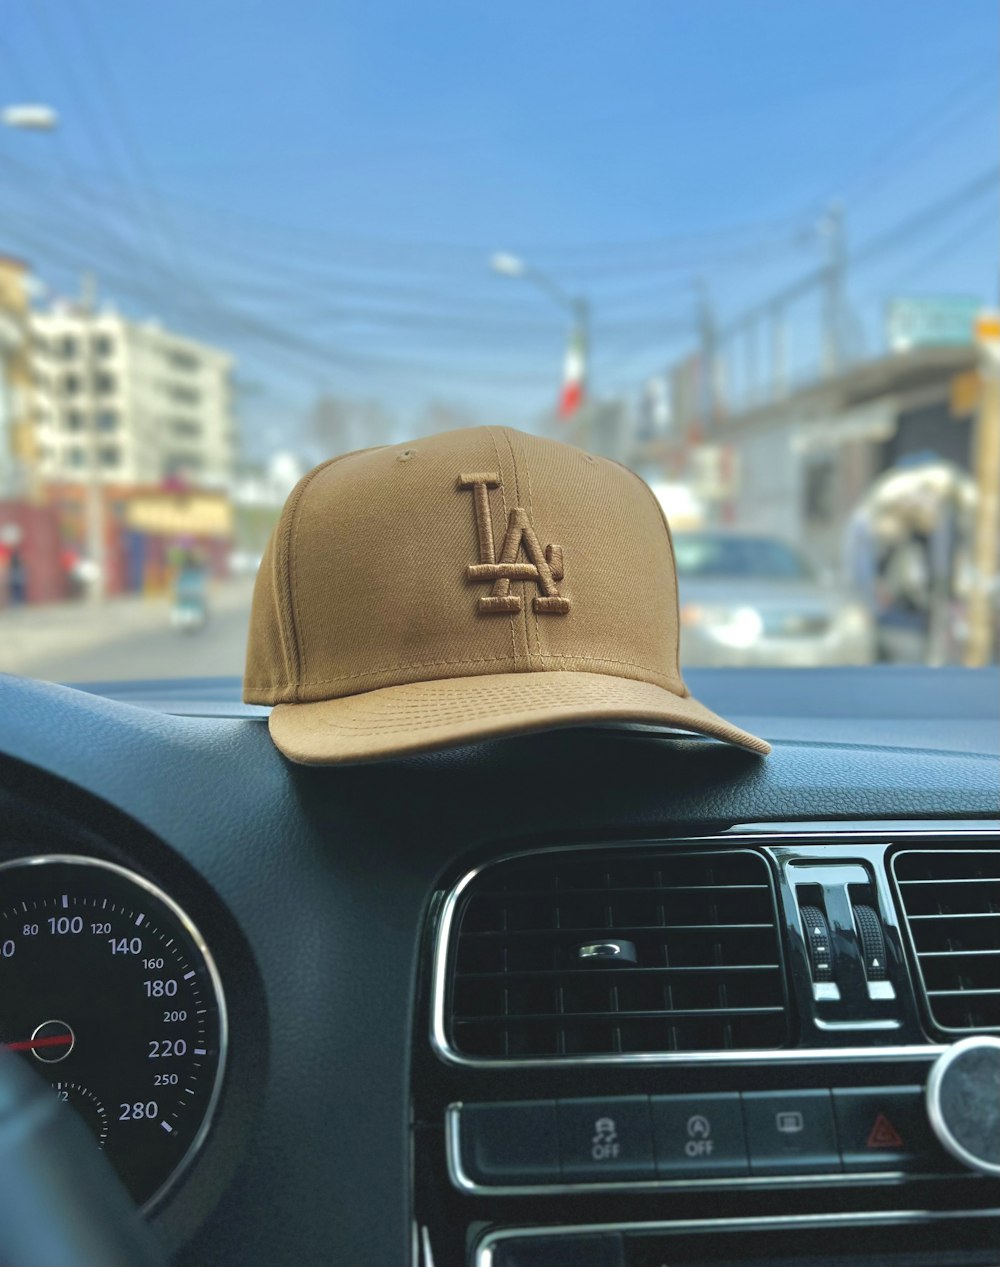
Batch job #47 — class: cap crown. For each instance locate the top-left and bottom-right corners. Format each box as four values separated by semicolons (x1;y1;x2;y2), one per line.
245;427;685;705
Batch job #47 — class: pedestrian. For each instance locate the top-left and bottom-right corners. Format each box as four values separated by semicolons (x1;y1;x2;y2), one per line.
8;550;28;606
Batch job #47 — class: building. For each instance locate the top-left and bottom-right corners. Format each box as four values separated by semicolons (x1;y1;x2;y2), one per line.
230;451;304;562
40;481;234;597
30;305;236;491
0;256;36;498
714;345;978;569
635;343;981;568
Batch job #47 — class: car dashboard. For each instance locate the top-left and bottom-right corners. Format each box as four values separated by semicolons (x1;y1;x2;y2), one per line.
0;666;998;1267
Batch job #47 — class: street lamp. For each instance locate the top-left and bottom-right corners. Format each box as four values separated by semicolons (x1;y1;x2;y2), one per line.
489;252;527;279
2;105;59;132
489;251;590;416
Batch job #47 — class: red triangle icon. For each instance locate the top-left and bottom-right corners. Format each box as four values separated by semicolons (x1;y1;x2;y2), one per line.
867;1112;903;1149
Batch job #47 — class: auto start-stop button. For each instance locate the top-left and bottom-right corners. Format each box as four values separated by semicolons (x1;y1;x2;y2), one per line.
651;1093;749;1177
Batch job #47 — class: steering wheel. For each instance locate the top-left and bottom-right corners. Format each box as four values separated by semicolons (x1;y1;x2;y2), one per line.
0;1048;165;1267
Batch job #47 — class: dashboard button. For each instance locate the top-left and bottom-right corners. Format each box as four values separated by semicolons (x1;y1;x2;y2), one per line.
833;1086;939;1172
458;1101;559;1185
490;1234;625;1267
743;1090;841;1174
651;1093;749;1178
557;1097;655;1182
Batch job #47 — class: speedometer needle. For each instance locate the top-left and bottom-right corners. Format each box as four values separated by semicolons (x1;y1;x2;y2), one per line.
4;1035;74;1052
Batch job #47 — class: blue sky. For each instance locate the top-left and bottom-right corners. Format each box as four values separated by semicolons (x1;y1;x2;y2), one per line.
1;0;997;449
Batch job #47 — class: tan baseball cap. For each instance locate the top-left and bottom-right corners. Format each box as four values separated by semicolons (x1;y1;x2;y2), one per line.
244;426;770;763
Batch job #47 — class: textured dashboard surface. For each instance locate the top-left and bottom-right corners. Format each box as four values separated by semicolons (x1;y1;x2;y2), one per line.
0;668;997;1266
66;667;1000;758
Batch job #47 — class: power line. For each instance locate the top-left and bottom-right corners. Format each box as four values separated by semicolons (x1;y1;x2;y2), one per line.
851;166;998;266
66;0;192;280
862;202;999;296
835;68;997;207
19;0;175;295
712;167;997;343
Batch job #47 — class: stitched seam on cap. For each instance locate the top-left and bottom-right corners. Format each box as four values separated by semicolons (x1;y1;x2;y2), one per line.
281;451;369;699
284;459;337;695
518;430;541;656
273;471;317;690
503;427;532;659
260;649;678;688
487;426;517;666
611;456;686;694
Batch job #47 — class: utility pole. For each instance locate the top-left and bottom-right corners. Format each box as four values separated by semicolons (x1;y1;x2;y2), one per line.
573;296;591;398
80;272;106;601
965;311;1000;666
696;279;718;436
821;203;845;377
572;294;591;447
770;301;787;400
489;252;591;440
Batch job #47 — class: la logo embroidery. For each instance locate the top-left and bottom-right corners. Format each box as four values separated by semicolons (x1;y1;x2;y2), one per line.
459;472;570;614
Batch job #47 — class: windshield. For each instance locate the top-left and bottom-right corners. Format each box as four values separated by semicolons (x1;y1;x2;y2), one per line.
0;1;997;680
674;536;813;582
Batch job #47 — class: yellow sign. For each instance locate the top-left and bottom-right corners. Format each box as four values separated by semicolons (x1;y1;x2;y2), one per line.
950;370;981;417
125;493;232;537
975;311;1000;344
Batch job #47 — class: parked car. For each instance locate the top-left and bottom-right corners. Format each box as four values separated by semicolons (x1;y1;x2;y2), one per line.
676;530;875;667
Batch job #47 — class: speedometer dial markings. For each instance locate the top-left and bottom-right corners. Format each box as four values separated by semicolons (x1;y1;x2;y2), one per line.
0;856;226;1211
54;1081;109;1147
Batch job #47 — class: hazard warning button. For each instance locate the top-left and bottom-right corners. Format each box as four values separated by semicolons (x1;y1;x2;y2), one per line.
867;1112;903;1149
832;1087;940;1172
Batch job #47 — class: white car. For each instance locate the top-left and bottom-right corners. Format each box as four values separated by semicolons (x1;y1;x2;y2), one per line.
676;531;876;667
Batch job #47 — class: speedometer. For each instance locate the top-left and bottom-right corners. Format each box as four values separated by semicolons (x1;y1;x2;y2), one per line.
0;855;226;1210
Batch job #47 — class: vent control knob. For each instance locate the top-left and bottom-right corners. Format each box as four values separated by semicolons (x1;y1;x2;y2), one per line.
926;1036;1000;1177
852;904;887;981
576;940;638;967
800;906;834;983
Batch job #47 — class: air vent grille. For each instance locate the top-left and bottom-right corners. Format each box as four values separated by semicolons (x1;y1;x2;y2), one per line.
892;848;1000;1034
447;849;787;1059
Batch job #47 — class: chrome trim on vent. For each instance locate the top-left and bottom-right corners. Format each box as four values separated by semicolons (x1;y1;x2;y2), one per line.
419;1224;435;1267
475;1208;1000;1267
430;828;997;1068
444;1101;945;1196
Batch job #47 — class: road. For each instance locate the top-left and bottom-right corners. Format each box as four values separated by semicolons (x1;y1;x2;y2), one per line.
20;598;253;684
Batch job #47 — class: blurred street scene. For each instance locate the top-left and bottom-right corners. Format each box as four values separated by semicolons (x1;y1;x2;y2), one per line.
0;2;996;680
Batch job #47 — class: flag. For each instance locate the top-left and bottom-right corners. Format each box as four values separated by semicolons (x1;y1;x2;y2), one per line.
558;327;586;418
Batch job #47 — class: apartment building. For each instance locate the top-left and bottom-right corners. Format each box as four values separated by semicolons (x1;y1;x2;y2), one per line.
31;306;236;490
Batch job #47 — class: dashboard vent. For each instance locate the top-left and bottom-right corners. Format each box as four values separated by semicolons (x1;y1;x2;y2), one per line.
446;849;787;1059
892;848;1000;1034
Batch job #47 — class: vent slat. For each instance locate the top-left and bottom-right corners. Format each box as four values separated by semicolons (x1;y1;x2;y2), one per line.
892;846;1000;1036
460;923;775;938
926;988;1000;998
456;962;781;980
905;913;1000;921
447;849;787;1059
476;884;770;898
899;877;1000;886
455;1005;784;1024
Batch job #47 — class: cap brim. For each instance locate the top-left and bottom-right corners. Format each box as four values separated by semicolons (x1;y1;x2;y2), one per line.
267;670;770;765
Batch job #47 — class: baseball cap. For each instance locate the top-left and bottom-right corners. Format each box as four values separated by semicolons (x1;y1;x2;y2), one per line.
243;426;770;763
